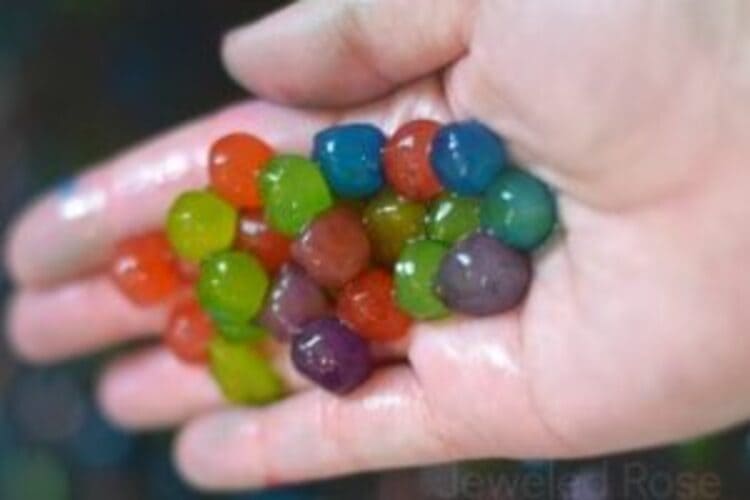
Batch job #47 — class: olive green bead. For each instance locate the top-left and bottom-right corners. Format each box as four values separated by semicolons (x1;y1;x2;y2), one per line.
363;190;426;265
209;336;284;405
198;251;269;324
426;194;480;244
166;190;237;262
394;240;449;319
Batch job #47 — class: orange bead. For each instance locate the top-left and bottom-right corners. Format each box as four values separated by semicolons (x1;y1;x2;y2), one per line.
209;133;274;209
383;120;443;201
235;211;293;274
111;232;181;306
337;269;412;342
165;298;215;364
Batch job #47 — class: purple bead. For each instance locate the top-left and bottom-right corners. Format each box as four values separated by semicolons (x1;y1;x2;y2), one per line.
291;318;374;394
259;264;329;342
436;233;531;316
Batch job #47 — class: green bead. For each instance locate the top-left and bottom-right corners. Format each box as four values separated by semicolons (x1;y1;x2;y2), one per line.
259;155;334;236
209;336;284;405
217;321;268;343
480;168;557;251
426;194;480;244
198;251;269;324
166;190;237;262
363;190;426;265
394;240;449;319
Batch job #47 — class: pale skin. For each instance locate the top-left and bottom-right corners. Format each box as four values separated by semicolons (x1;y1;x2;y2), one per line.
5;0;750;491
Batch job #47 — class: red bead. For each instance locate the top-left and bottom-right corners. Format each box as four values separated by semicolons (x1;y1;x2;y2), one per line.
383;120;443;201
235;211;293;274
209;133;274;209
292;207;371;288
337;269;412;342
111;232;181;306
165;298;215;364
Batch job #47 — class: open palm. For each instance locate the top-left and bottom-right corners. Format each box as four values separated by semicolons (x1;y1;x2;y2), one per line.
7;0;750;490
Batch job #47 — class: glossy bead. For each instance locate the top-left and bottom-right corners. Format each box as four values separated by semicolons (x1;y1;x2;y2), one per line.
430;121;509;195
209;336;284;405
111;232;181;306
436;233;531;316
292;207;371;288
235;211;292;274
209;133;273;209
166;190;237;262
259;155;333;235
394;240;449;319
164;298;215;364
291;318;373;394
197;251;269;324
426;194;480;244
216;321;268;343
337;269;412;342
312;123;386;198
259;264;329;342
481;168;557;251
383;119;443;201
363;190;426;265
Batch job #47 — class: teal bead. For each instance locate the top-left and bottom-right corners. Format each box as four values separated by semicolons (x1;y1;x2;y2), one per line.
480;168;557;251
394;240;449;319
259;155;334;236
426;194;480;244
166;190;237;262
198;251;269;324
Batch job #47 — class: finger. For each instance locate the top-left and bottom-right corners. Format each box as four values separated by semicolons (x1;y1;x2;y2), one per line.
98;346;311;431
222;0;472;106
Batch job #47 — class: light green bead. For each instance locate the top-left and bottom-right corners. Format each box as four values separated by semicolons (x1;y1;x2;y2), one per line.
217;322;268;343
209;336;284;405
426;194;480;244
260;155;333;236
198;251;269;324
166;190;237;262
394;240;449;319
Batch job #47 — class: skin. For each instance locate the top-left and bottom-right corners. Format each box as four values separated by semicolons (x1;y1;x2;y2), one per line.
5;0;750;491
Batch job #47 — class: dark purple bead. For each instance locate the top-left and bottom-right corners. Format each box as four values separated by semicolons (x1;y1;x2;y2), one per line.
259;264;329;342
291;318;374;394
436;233;531;316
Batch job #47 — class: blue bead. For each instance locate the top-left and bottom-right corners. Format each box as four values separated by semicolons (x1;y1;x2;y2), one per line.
312;123;386;198
430;121;509;195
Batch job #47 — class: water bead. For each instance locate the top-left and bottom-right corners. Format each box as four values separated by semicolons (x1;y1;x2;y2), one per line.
430;121;509;195
259;264;329;342
166;190;237;262
111;232;181;306
363;190;426;265
209;336;284;405
216;321;268;343
480;168;558;251
164;298;215;364
337;269;412;342
394;240;449;319
197;251;269;324
291;318;373;394
426;194;480;244
383;119;443;201
259;154;334;235
209;133;273;209
235;211;292;274
312;123;386;198
436;233;531;316
292;207;371;288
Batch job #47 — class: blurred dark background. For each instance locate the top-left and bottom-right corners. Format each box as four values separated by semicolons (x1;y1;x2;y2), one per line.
0;1;748;499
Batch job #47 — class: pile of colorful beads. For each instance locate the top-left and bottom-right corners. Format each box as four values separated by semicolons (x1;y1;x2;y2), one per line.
110;120;557;404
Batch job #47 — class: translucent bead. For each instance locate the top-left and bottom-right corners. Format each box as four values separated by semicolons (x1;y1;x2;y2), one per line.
394;240;449;319
363;190;426;265
166;190;237;262
209;336;284;405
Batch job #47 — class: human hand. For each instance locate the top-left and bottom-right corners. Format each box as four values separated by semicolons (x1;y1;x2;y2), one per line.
7;0;750;491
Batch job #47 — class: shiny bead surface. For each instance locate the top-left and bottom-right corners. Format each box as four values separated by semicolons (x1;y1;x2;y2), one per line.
337;269;412;342
480;168;557;251
166;190;237;262
383;119;443;201
165;298;215;364
312;124;386;198
363;190;426;265
291;318;373;394
259;155;334;235
430;121;509;195
426;194;480;244
436;233;531;316
394;240;449;319
197;251;269;324
292;207;371;288
111;232;181;306
209;133;273;209
209;336;284;405
235;211;292;274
